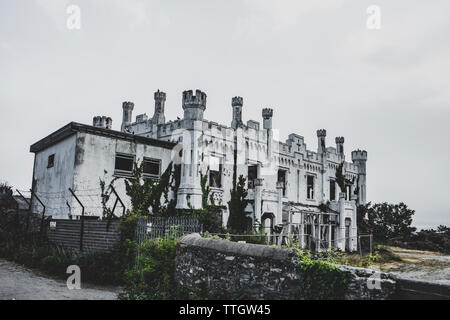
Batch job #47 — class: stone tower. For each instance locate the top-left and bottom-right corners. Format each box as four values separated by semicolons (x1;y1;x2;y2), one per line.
121;101;134;132
317;129;327;154
177;89;207;210
351;150;368;205
336;137;345;156
231;96;244;129
152;90;166;125
182;90;207;122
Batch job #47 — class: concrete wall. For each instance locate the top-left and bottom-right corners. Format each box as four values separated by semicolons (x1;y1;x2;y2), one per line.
72;131;173;218
32;130;174;220
32;135;76;219
175;234;450;300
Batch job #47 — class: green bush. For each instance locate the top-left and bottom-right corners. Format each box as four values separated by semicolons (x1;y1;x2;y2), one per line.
120;236;189;300
295;248;351;300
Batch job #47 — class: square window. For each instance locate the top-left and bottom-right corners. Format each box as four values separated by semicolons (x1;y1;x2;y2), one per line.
47;154;55;168
209;164;222;188
143;158;161;178
114;154;134;176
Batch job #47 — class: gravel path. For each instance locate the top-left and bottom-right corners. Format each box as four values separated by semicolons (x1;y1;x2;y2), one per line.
384;247;450;285
0;259;121;300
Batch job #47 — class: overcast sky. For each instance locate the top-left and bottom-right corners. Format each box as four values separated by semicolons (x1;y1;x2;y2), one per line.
1;0;449;229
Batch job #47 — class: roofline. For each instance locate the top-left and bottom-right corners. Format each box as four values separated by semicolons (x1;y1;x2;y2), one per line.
30;122;176;153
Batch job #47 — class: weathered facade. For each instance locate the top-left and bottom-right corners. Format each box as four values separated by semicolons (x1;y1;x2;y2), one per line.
30;89;368;252
30;122;175;219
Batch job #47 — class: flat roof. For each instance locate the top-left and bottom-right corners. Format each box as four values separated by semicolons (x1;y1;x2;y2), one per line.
30;122;176;153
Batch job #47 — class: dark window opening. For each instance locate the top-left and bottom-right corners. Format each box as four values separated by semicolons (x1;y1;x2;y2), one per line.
330;180;336;201
277;169;287;196
47;154;55;168
209;164;222;188
143;158;161;178
115;154;134;175
346;185;352;201
307;175;314;200
248;165;257;189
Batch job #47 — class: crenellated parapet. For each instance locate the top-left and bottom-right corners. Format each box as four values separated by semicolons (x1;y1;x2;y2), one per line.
183;90;207;110
183;90;207;122
93;116;112;129
232;96;243;107
351;149;368;162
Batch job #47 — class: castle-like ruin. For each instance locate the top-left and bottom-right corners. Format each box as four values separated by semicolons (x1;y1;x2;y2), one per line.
30;89;367;251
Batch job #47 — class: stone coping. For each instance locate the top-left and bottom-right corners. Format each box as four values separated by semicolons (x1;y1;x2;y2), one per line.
179;233;296;261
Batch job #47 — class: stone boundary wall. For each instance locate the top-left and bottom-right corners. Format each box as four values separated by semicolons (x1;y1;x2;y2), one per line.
47;219;121;253
175;234;450;300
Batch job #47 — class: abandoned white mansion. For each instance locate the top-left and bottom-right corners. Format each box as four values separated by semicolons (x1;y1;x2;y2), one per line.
30;89;367;251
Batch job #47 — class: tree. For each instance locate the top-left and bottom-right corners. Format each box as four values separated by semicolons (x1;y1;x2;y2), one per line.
366;202;416;242
335;162;353;194
124;160;174;216
227;150;248;232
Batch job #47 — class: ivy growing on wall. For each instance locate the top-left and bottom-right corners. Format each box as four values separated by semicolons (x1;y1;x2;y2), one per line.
335;162;353;194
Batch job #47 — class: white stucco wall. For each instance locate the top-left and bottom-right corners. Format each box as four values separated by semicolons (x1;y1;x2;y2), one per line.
32;135;76;219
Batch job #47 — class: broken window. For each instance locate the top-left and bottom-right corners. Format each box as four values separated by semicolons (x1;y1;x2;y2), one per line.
114;153;134;176
330;180;336;201
47;154;55;168
278;169;287;197
307;175;314;200
209;156;222;188
248;165;257;189
143;158;161;178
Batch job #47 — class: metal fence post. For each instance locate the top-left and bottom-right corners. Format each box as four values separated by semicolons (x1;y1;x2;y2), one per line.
29;189;46;236
69;188;85;252
16;189;31;232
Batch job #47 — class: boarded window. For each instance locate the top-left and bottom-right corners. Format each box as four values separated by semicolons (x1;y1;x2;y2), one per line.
115;153;134;175
330;180;336;201
307;175;314;200
47;154;55;168
143;158;161;178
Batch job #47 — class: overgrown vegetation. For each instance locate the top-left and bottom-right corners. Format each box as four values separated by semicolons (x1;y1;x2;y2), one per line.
0;217;125;285
292;247;352;300
119;235;189;300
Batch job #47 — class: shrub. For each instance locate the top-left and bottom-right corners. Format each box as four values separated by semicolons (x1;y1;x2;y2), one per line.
120;236;189;300
294;248;352;300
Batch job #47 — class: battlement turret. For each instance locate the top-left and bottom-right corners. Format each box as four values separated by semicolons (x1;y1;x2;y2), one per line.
152;90;166;125
317;129;327;154
352;149;368;205
336;137;345;156
232;96;243;107
351;149;368;162
121;101;134;132
262;108;273;130
182;90;207;121
231;96;244;129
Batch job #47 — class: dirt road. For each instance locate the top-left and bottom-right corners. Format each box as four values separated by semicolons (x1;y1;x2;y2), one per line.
0;259;121;300
380;247;450;285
